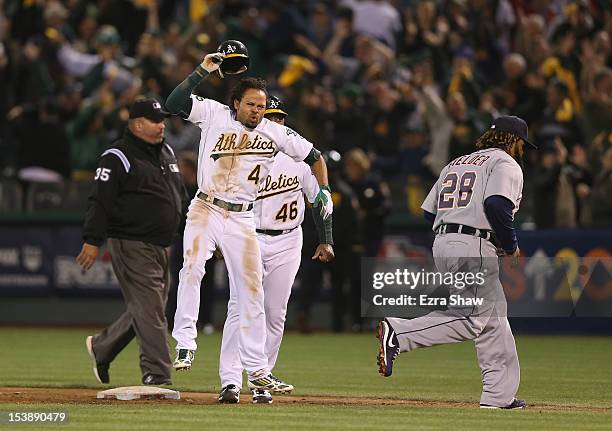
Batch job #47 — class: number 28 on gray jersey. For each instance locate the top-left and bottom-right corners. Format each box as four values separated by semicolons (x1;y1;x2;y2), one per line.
421;148;523;231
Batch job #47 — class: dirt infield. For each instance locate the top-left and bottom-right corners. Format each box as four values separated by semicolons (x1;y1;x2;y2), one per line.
1;387;610;413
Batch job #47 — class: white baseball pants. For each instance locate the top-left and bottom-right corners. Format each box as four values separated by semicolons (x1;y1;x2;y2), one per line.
172;198;269;379
219;227;303;388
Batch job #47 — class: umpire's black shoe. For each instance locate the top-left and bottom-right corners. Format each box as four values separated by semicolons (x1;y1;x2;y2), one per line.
86;336;110;384
480;398;527;410
377;319;400;377
142;373;172;386
218;384;240;404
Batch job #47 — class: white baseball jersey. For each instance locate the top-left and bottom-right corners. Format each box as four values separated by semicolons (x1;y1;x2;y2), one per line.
187;95;314;203
254;152;320;230
421;148;523;230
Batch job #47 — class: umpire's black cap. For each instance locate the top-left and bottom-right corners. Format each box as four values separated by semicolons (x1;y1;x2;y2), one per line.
129;98;170;123
490;116;537;148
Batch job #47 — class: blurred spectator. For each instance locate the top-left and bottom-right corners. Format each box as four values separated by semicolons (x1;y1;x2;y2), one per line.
344;148;391;257
537;79;583;147
499;52;546;123
540;23;582;111
259;0;309;56
445;91;481;161
445;46;483;109
533;138;591;228
298;150;362;332
57;25;135;97
11;100;70;183
515;13;551;69
367;79;414;158
581;68;611;146
165;116;201;153
331;83;367;153
223;5;268;78
307;2;334;52
588;146;612;227
340;0;402;51
402;0;449;82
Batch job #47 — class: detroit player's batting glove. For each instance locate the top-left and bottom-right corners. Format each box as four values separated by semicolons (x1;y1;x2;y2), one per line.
314;186;333;220
201;53;224;75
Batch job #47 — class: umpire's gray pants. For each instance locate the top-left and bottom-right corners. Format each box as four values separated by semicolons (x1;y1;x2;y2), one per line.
387;233;520;407
91;238;172;379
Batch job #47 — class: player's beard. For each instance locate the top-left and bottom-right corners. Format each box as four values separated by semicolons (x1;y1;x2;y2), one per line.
514;154;524;169
510;141;525;169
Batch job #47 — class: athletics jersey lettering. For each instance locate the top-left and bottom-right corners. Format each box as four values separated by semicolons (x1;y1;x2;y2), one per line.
186;95;314;203
257;173;300;199
254;153;319;230
211;132;275;159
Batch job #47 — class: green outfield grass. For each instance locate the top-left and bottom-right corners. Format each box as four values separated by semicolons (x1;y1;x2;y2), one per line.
0;329;611;430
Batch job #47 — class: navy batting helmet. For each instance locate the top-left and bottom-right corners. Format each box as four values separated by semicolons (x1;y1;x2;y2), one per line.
265;95;288;118
217;40;249;75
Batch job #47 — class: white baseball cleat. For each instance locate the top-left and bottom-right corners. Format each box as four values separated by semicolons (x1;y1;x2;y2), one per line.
173;349;195;371
248;374;294;394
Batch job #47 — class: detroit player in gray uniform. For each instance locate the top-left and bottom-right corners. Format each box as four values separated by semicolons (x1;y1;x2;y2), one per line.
377;116;536;409
218;96;335;404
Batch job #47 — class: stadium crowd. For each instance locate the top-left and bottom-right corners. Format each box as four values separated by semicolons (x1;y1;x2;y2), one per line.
0;0;610;230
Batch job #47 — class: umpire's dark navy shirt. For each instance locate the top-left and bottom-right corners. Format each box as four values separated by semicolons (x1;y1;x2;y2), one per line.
83;129;186;247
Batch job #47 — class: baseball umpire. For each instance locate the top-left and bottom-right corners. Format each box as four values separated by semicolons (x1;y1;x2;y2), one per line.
217;96;335;404
78;98;186;386
377;116;536;409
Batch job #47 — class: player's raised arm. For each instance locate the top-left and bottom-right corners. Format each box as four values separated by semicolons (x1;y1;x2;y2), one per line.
164;52;224;118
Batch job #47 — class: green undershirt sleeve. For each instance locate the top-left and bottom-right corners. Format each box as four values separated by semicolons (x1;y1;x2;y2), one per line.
165;65;208;118
312;207;333;245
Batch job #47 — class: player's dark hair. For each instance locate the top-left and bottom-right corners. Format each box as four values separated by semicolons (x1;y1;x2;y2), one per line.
475;130;521;153
229;77;268;113
476;129;524;167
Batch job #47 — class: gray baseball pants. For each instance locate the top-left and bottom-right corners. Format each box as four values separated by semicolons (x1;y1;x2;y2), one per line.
90;238;172;380
387;233;520;407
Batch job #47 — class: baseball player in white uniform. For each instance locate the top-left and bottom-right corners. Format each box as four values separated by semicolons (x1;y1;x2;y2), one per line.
164;52;333;401
377;116;536;409
218;96;335;404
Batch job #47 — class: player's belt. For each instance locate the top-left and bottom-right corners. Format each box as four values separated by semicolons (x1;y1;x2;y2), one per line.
436;223;498;245
256;227;298;236
197;192;253;212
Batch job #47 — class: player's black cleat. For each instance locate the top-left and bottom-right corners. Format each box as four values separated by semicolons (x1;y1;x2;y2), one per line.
86;336;110;384
480;398;527;409
252;389;273;404
377;319;400;377
142;373;172;386
218;384;240;404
